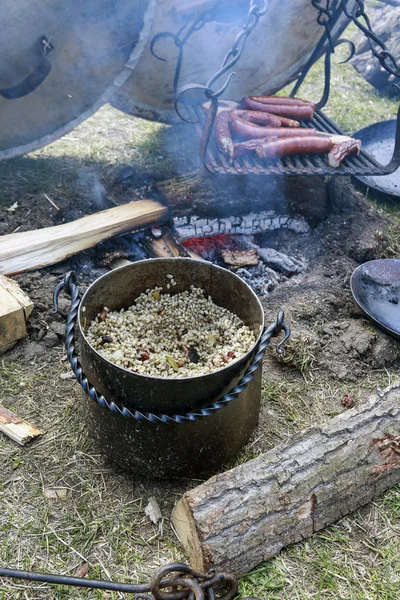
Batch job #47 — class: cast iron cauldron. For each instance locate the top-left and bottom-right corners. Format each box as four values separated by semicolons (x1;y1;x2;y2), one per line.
54;258;289;478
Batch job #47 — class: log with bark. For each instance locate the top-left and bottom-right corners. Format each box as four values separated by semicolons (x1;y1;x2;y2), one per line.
0;200;168;276
172;383;400;576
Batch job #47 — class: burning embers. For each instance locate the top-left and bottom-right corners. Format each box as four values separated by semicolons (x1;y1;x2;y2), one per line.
99;214;306;298
180;232;305;296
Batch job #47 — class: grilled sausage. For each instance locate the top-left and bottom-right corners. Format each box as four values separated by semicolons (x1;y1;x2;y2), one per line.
230;117;318;141
255;136;333;160
214;112;234;163
231;110;282;127
328;138;361;168
248;95;317;111
233;137;279;160
232;110;299;128
242;97;315;121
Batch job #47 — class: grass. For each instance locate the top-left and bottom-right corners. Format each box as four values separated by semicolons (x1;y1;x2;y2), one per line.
277;335;318;379
0;356;185;599
239;495;400;600
1;1;400;598
279;26;399;135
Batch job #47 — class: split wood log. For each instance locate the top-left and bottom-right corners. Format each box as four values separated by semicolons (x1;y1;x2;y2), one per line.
0;404;41;445
0;275;33;353
172;383;400;576
0;200;168;276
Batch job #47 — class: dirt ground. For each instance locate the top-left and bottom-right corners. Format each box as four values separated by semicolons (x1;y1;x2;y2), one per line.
1;42;400;600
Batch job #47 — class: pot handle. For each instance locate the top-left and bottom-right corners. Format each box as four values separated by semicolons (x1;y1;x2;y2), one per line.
53;271;291;425
0;36;54;99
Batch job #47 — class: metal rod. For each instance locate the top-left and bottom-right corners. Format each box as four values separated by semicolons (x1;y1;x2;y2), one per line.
0;568;149;593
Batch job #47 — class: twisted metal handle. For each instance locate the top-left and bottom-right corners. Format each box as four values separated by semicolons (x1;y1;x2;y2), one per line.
53;271;290;426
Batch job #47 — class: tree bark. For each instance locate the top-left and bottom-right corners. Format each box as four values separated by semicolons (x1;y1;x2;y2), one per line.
171;384;400;576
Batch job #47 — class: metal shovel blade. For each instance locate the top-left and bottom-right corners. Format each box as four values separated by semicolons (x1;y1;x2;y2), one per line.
351;259;400;340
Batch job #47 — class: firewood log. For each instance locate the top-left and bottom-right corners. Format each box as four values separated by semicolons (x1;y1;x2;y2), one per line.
0;200;168;276
172;383;400;575
0;275;33;353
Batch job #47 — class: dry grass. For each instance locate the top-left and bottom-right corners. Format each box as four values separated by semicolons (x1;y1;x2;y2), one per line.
0;356;186;599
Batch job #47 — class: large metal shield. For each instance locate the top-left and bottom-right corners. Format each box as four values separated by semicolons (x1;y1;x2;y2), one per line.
0;0;150;160
111;0;355;122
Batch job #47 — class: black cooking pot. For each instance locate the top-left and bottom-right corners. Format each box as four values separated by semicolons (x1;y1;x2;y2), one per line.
54;258;289;478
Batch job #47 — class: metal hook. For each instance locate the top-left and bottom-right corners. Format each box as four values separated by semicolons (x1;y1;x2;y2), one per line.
150;32;176;62
335;38;356;64
174;83;212;123
272;311;291;355
206;72;236;99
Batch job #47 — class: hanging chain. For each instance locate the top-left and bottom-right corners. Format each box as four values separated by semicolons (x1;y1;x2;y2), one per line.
342;0;400;92
175;0;269;118
204;0;269;96
311;0;337;53
293;0;354;108
173;0;269;163
150;8;218;95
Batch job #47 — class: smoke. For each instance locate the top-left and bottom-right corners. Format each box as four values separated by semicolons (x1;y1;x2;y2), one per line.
76;167;107;209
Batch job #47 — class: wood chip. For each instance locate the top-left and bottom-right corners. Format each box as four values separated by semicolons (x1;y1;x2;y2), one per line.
43;488;69;500
60;371;76;381
75;563;89;578
0;404;41;446
341;392;357;409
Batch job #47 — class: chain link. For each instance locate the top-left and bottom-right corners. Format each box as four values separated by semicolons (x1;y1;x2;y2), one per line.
174;0;269;161
0;562;240;599
342;0;400;91
150;8;217;95
311;0;338;53
204;0;269;97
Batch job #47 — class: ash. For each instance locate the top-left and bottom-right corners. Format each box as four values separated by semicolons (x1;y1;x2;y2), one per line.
236;263;284;296
226;243;305;296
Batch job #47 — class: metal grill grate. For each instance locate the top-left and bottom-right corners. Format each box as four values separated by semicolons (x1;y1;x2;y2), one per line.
187;103;398;177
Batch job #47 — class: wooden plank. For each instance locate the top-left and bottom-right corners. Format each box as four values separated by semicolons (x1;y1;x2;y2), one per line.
172;383;400;576
0;404;42;445
0;200;168;276
0;276;33;354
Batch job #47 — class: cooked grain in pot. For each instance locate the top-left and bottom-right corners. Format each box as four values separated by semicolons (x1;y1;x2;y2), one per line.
86;284;255;378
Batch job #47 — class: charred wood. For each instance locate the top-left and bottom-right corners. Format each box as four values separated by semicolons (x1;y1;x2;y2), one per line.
159;173;328;227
